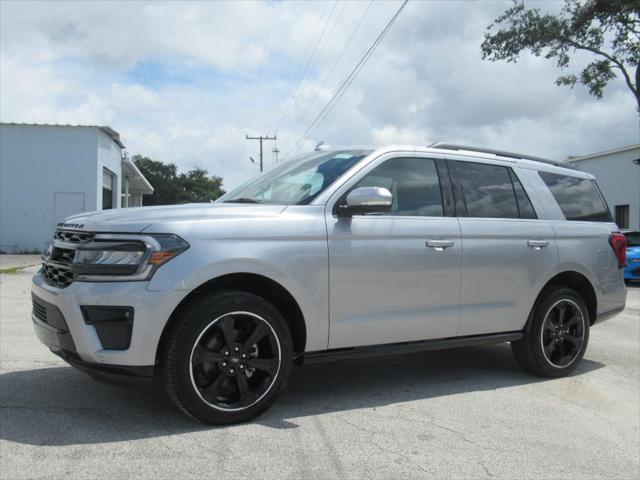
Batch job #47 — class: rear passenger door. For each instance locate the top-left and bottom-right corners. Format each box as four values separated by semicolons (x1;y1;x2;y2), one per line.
447;157;558;336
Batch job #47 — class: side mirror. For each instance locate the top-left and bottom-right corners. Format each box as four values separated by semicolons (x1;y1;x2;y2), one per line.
338;187;393;217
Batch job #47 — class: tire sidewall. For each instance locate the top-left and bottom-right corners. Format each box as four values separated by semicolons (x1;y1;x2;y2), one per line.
167;291;293;424
528;287;590;377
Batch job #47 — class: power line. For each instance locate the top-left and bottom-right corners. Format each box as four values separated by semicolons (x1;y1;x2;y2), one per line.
282;0;374;152
246;2;275;133
284;0;410;159
284;0;340;115
276;1;332;121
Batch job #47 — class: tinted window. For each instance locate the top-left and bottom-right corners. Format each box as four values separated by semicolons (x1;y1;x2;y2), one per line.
509;170;537;219
538;171;612;222
451;161;520;218
354;157;443;216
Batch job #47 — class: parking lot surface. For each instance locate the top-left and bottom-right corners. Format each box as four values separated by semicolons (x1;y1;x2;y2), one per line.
1;265;638;480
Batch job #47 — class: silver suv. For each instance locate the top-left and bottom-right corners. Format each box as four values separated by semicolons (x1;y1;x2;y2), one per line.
31;143;627;424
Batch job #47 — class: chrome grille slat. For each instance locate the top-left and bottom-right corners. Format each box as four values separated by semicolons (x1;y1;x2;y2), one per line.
43;229;94;288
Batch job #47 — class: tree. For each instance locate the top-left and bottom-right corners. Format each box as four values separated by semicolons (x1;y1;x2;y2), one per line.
481;0;640;110
132;155;225;206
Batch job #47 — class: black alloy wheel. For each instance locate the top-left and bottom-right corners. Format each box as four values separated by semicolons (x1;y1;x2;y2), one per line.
511;286;590;378
190;312;281;411
161;290;293;424
540;299;585;368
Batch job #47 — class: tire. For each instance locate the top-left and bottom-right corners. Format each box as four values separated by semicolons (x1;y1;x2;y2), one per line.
511;286;590;378
160;290;294;425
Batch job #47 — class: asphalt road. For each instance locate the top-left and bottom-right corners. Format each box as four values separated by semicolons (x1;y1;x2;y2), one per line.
1;265;638;480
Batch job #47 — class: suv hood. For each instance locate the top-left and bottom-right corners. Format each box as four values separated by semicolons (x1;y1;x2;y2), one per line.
59;203;288;233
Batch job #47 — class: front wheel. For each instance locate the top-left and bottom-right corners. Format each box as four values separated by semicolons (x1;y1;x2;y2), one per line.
160;290;293;424
512;287;590;378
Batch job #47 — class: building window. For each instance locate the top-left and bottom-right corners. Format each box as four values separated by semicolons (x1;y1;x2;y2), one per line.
614;205;630;229
102;168;115;210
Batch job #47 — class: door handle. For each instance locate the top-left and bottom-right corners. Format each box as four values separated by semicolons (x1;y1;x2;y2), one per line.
426;240;455;251
527;240;549;250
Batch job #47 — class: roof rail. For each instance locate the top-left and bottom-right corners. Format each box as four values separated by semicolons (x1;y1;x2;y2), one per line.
429;142;570;168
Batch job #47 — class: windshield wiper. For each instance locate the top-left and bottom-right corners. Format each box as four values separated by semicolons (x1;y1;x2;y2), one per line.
223;197;261;204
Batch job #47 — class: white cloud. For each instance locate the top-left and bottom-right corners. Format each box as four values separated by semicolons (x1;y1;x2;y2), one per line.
1;0;638;191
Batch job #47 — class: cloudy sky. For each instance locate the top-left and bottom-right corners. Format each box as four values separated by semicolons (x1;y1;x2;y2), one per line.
1;0;638;190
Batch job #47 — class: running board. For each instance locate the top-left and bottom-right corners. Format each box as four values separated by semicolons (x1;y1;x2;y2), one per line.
300;332;523;365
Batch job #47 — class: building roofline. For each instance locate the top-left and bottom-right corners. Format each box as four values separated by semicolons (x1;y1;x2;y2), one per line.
122;157;154;194
0;122;125;149
568;143;640;162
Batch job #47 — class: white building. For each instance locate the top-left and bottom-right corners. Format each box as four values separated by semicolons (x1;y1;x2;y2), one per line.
567;144;640;231
0;123;153;253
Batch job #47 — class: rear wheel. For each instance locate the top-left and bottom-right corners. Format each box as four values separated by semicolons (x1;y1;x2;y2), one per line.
511;287;590;378
160;290;293;424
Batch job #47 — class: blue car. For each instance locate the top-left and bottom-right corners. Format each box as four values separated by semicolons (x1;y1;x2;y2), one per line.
623;230;640;283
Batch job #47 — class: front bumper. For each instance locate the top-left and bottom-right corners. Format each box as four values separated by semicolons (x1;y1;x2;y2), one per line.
31;271;187;368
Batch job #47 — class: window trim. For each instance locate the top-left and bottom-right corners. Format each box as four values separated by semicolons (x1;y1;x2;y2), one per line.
508;168;538;219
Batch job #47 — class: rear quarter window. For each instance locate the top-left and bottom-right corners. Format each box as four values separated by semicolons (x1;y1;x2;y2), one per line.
538;171;612;222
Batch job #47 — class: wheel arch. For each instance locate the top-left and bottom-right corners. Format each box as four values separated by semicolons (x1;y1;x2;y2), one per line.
530;270;598;326
156;273;307;364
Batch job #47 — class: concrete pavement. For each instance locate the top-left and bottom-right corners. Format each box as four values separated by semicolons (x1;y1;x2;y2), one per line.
1;265;638;479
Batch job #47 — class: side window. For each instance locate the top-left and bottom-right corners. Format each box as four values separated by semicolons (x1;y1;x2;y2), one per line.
451;161;520;218
538;171;613;222
509;170;537;219
354;157;444;217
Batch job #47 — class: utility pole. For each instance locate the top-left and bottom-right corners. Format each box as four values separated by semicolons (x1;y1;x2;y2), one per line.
246;134;277;172
272;145;280;164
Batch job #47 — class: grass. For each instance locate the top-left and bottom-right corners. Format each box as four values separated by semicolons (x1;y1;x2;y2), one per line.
0;266;26;274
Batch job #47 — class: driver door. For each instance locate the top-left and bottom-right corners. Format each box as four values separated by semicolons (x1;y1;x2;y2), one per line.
326;153;462;349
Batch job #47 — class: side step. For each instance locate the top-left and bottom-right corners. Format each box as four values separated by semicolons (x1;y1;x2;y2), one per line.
300;331;523;365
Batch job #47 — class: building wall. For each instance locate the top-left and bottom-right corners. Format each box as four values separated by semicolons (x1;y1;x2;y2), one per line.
96;129;123;209
569;146;640;230
0;125;121;253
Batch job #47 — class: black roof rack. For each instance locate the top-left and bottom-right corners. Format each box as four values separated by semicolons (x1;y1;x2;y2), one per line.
429;142;571;168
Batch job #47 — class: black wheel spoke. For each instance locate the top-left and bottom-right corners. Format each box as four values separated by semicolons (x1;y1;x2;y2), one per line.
193;345;223;365
218;317;236;347
202;373;225;399
236;373;255;405
557;303;567;323
543;340;556;357
565;314;580;328
243;323;269;349
246;357;278;375
564;334;581;345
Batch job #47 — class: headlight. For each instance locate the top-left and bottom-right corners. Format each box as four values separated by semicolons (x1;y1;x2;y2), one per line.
70;234;189;281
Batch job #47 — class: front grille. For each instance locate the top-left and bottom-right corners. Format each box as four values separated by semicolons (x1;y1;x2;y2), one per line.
52;247;75;264
42;229;94;288
53;230;94;243
43;263;75;288
32;299;47;322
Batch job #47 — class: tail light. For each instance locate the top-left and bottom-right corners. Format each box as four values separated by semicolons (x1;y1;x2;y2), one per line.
609;233;627;268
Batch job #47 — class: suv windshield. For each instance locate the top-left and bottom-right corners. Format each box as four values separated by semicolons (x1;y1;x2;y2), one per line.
219;150;371;205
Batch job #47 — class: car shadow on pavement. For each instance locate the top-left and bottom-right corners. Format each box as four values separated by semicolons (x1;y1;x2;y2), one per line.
0;343;604;445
